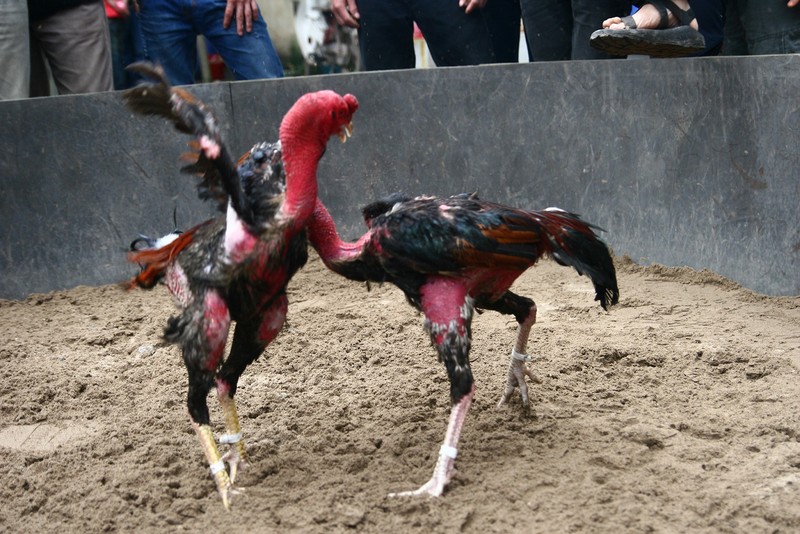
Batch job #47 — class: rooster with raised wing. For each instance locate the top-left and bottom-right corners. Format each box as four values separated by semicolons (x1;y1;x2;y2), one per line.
122;62;357;508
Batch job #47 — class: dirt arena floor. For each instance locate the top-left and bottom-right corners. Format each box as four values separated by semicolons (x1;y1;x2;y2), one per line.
1;252;798;533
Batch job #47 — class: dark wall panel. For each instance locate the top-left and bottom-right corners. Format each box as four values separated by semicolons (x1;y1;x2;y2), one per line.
1;55;797;299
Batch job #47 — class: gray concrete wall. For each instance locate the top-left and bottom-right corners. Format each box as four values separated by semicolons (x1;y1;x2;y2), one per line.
1;55;797;300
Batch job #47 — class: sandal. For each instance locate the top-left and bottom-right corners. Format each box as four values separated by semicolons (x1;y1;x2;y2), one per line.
589;0;705;58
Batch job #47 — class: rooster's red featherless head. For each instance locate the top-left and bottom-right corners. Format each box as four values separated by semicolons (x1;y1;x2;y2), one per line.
280;90;359;146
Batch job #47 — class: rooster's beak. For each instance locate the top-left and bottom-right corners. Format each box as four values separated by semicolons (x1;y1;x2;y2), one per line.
338;122;354;143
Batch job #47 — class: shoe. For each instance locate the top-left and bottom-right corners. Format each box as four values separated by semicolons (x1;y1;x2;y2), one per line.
589;0;705;58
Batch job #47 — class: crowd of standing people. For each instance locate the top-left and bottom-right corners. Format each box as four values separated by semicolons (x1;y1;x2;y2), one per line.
0;0;286;100
1;0;799;101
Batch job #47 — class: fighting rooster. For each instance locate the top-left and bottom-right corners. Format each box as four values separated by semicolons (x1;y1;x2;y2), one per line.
307;193;619;497
122;63;357;509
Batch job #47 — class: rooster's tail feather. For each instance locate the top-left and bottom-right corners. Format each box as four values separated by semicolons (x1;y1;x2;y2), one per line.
535;208;619;310
123;225;200;290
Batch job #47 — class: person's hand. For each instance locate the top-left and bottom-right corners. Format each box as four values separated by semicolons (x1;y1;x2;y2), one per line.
789;0;799;7
224;0;260;36
332;0;360;28
459;0;487;14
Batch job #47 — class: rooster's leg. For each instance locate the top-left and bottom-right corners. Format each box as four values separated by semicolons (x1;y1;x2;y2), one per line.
485;292;541;409
191;420;234;509
389;385;474;497
215;294;288;484
390;277;475;497
186;371;235;509
180;289;235;508
216;383;247;484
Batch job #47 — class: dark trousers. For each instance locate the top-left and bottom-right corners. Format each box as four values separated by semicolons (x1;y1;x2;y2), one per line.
108;12;148;90
356;0;496;70
692;0;726;56
29;1;113;96
520;0;631;60
723;0;800;55
483;0;523;63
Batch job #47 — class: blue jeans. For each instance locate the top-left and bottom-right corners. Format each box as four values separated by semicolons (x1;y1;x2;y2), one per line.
138;0;284;85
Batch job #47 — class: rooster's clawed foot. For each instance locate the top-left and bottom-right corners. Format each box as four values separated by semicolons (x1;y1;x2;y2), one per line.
497;349;541;410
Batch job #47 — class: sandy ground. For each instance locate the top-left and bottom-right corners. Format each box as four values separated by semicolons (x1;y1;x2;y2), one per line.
0;252;798;533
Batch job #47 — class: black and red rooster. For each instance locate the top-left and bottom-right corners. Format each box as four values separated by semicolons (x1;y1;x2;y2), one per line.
307;192;619;497
122;62;357;509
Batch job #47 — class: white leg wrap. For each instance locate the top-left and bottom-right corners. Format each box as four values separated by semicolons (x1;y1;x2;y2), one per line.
440;444;458;460
209;459;226;475
512;349;531;362
219;432;242;444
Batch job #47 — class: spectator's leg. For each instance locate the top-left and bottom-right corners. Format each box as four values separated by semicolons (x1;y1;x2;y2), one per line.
108;17;131;90
0;0;29;100
519;0;573;61
737;0;800;55
722;0;748;55
691;0;726;56
571;0;631;59
200;0;284;80
30;2;114;94
411;0;496;66
125;11;149;87
483;0;522;63
138;0;197;85
356;0;416;70
29;33;50;97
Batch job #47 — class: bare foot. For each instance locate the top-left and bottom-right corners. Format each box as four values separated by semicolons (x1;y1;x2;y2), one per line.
602;1;698;31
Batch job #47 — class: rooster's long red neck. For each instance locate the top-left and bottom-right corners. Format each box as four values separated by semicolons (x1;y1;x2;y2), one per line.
308;199;372;264
278;116;326;228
